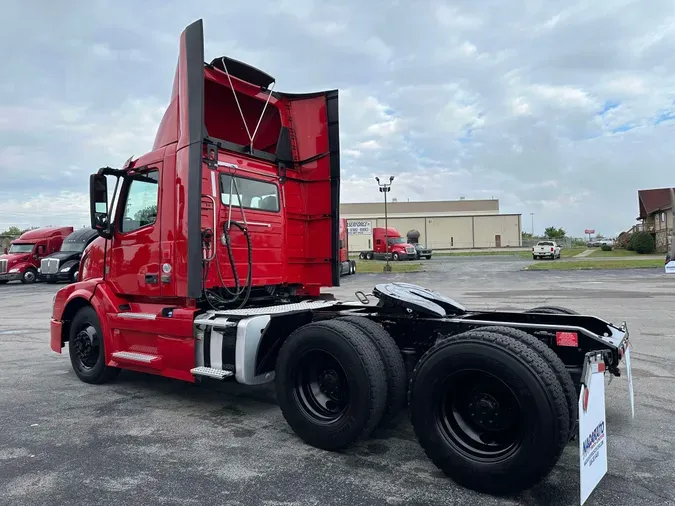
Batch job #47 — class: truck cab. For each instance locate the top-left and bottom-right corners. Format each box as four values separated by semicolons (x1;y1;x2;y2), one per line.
373;227;417;260
38;228;99;284
0;226;73;284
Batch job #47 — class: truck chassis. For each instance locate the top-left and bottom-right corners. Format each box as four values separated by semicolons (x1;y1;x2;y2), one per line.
59;280;631;497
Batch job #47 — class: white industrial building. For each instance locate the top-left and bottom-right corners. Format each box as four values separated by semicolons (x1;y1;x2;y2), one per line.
340;199;522;252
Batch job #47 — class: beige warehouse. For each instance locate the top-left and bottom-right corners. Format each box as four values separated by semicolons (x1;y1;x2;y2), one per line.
340;199;522;252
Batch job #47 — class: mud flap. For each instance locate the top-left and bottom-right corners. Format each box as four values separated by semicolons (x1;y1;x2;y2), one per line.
625;342;635;418
578;352;608;505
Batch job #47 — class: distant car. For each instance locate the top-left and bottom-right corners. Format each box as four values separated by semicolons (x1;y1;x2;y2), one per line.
414;243;432;259
532;240;561;260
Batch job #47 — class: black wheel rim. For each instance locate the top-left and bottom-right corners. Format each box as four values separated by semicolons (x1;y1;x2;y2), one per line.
72;323;100;370
437;369;523;461
293;349;350;424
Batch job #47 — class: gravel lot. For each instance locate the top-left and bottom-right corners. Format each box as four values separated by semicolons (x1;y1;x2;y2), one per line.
1;257;674;506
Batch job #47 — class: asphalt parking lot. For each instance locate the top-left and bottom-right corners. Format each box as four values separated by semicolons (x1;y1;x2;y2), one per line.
1;256;674;506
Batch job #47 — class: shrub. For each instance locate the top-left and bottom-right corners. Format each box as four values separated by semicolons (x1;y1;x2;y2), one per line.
601;244;612;251
631;232;655;254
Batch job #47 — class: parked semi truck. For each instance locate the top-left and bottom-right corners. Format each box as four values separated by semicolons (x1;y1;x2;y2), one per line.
50;20;633;502
38;227;99;284
358;226;417;260
0;226;73;284
339;218;356;276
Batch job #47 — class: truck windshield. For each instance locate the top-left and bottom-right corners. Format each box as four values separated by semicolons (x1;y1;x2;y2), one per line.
60;241;87;253
8;243;34;253
387;237;405;244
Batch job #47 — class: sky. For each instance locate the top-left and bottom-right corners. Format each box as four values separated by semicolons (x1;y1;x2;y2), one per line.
2;0;675;238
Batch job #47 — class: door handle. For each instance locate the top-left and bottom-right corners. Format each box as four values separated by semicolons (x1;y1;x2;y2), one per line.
145;274;158;284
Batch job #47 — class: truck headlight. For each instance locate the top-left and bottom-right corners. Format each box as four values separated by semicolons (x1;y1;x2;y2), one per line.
9;268;18;273
60;266;71;272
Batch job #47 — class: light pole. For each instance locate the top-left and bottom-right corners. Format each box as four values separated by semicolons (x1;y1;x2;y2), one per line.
530;213;534;236
376;176;395;272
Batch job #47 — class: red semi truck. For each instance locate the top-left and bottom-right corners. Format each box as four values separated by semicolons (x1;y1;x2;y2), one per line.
50;20;633;499
0;226;73;284
358;226;417;261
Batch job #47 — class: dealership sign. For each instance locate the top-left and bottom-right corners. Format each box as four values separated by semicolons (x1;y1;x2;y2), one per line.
584;229;595;234
347;220;372;235
578;354;608;505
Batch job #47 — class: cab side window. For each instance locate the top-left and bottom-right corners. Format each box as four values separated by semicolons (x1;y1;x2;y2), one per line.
120;170;159;233
220;174;279;212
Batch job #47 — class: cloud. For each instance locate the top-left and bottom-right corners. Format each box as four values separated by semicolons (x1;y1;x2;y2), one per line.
2;0;675;237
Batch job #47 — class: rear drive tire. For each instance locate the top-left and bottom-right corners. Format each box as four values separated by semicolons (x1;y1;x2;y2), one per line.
275;320;388;451
366;252;374;260
474;325;577;443
68;306;120;384
409;330;569;495
337;316;407;426
350;260;357;274
21;268;37;284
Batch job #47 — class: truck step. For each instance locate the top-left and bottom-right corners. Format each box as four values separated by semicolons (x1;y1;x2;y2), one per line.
190;366;234;380
111;351;162;367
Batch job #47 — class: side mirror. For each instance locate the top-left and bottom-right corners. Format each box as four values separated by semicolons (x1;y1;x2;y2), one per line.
89;174;112;238
3;248;7;254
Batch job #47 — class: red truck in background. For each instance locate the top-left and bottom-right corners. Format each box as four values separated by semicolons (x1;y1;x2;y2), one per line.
358;226;417;261
339;218;356;276
0;226;73;284
48;19;633;500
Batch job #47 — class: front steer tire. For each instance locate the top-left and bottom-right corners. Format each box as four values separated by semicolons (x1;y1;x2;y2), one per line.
68;306;120;384
408;330;570;495
21;268;37;284
337;316;407;426
275;320;388;451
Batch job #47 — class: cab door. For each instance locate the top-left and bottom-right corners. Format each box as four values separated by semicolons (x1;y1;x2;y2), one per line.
108;167;161;298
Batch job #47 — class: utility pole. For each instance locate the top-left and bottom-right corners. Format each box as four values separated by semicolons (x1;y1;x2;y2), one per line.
376;176;395;272
530;213;534;236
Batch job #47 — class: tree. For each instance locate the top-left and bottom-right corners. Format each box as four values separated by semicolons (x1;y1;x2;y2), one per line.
522;231;534;240
1;226;22;236
544;226;566;239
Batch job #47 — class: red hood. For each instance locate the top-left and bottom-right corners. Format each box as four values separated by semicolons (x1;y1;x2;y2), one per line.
0;253;32;264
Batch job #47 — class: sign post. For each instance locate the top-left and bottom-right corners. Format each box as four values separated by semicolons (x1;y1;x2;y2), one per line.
584;229;595;243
